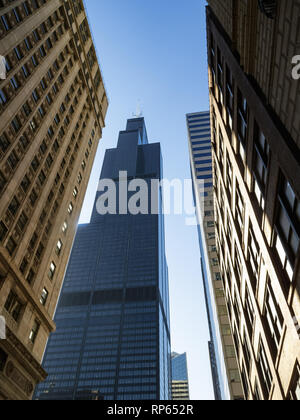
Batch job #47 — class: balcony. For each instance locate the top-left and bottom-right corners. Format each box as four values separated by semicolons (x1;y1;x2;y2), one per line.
258;0;277;19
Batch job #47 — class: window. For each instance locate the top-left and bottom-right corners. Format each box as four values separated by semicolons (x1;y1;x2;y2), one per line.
8;196;20;216
54;113;60;126
32;89;39;103
17;212;28;232
10;76;19;91
253;381;262;401
226;156;233;200
236;183;244;234
38;105;45;118
289;364;300;400
48;262;56;280
226;65;234;128
244;287;255;337
14;46;23;61
1;14;11;32
29;189;38;206
6;237;17;256
29;118;37;132
36;243;44;260
274;176;300;282
7;151;19;169
73;187;78;198
218;131;224;171
39;45;46;58
0;88;7;105
217;47;224;104
23;2;32;17
23;101;32;117
21;64;30;78
0;132;10;153
234;244;243;288
33;29;40;42
62;222;68;233
48;126;54;139
40;288;48;306
257;341;273;398
26;269;35;285
4;291;23;322
11;116;21;134
40;140;47;155
248;224;260;284
31;54;38;67
46;154;53;169
24;36;33;50
241;365;249;400
253;123;270;211
0;221;8;242
21;175;31;193
29;320;40;344
237;89;248;163
68;203;73;214
38;170;46;186
0;171;6;193
31;156;40;172
264;279;284;353
56;239;63;256
19;134;29;151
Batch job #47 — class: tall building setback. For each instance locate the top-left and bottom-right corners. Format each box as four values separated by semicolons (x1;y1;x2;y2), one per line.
187;111;244;400
34;117;171;401
171;352;190;400
0;0;108;400
207;0;300;400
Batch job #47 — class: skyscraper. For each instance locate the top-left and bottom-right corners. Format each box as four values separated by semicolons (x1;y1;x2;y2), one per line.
206;1;300;400
171;352;190;400
187;111;244;400
34;117;171;401
0;0;108;400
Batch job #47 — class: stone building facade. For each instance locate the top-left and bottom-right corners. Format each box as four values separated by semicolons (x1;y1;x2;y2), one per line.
0;0;108;400
207;0;300;400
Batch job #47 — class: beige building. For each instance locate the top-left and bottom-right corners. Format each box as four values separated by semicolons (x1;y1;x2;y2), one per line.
0;0;108;400
206;0;300;400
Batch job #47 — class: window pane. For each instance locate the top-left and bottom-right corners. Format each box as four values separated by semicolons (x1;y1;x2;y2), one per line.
284;182;295;210
279;208;290;241
275;234;286;266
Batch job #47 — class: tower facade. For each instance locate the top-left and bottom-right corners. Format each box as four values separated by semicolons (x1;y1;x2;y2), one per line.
187;111;244;400
0;0;108;400
34;118;171;401
207;1;300;400
171;352;190;400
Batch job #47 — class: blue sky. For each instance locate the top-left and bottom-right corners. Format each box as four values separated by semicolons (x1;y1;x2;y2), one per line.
80;0;214;400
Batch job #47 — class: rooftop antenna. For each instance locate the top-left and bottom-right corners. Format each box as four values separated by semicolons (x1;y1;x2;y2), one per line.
132;100;143;118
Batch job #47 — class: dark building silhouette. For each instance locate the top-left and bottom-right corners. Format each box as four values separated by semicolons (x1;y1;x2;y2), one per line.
34;117;171;400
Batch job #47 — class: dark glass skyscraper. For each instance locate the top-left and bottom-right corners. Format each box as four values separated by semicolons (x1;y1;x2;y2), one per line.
34;117;171;401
